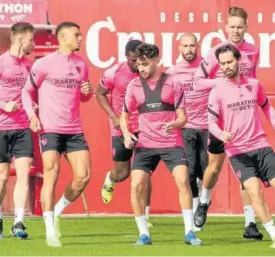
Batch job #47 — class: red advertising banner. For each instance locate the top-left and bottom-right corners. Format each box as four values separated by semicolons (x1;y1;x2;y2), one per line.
3;0;275;215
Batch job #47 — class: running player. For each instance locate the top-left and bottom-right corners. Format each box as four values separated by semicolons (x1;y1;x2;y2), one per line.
209;44;275;248
194;7;263;240
0;22;35;239
121;43;203;246
167;33;207;232
22;22;92;247
96;40;152;227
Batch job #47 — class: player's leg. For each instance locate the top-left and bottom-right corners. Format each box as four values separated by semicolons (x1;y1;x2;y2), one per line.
54;134;90;238
144;178;153;228
161;147;203;246
0;131;10;239
101;136;133;203
181;129;201;232
131;148;158;245
11;129;33;239
230;149;274;244
241;186;263;240
40;133;63;247
194;133;225;227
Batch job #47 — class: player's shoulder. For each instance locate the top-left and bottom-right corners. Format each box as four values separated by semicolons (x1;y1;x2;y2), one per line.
245;77;260;86
103;62;125;78
242;41;259;54
72;54;88;66
128;76;141;88
33;51;57;68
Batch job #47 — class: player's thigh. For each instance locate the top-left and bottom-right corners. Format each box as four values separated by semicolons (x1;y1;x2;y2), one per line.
229;152;257;187
160;147;188;174
40;133;64;155
132;148;160;175
257;147;275;187
112;135;132;173
181;129;197;178
12;129;33;160
197;129;209;179
0;130;10;163
42;150;61;184
65;134;91;181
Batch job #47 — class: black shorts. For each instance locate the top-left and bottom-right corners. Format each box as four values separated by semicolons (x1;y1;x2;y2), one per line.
0;129;33;163
181;128;208;180
40;133;89;154
208;133;224;154
111;133;138;162
132;147;188;173
229;147;275;185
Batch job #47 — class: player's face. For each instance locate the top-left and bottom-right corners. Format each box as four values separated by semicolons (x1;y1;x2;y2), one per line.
179;36;197;62
127;51;138;72
226;16;247;44
218;51;239;78
64;26;82;51
19;31;34;55
136;57;159;79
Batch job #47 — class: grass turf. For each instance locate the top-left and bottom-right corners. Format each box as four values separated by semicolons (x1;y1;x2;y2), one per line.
0;216;274;256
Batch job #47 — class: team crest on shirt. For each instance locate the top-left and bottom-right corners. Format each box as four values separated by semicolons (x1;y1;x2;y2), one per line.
40;138;48;147
76;66;81;74
246;85;252;92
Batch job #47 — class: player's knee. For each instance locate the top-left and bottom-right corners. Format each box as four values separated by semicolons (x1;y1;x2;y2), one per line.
131;180;145;198
75;172;90;189
208;161;223;175
0;171;8;186
116;168;130;182
16;165;30;181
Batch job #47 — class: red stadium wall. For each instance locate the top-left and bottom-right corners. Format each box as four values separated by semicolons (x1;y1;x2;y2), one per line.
3;0;275;215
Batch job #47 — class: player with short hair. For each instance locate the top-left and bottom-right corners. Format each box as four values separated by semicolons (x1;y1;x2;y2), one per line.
209;44;275;248
0;22;35;239
167;33;207;232
121;43;203;246
96;40;153;227
22;21;92;247
194;7;264;240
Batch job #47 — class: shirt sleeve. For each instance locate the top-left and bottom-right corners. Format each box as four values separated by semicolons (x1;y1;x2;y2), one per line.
0;58;6;109
80;62;92;103
173;78;185;109
22;59;46;119
194;46;220;90
99;65;117;91
257;83;275;128
208;88;224;140
251;49;259;78
123;80;138;113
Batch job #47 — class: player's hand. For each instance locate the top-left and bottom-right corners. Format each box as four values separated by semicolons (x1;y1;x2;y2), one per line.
124;132;138;149
81;81;93;95
4;101;20;113
111;116;120;128
30;115;41;133
163;122;174;135
221;131;233;143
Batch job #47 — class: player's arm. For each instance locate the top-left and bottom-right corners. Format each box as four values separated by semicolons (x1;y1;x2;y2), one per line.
208;88;232;143
80;63;92;102
194;47;219;90
252;50;259;78
257;84;275;129
163;79;187;134
120;82;138;149
22;60;45;132
96;68;120;127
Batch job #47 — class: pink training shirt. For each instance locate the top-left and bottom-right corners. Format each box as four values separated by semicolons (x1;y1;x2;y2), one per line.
124;74;185;148
167;56;208;129
195;40;259;90
100;62;139;136
0;51;32;130
208;76;275;157
22;50;90;134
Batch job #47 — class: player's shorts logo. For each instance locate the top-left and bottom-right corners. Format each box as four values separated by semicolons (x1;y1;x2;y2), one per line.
40;138;48;147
